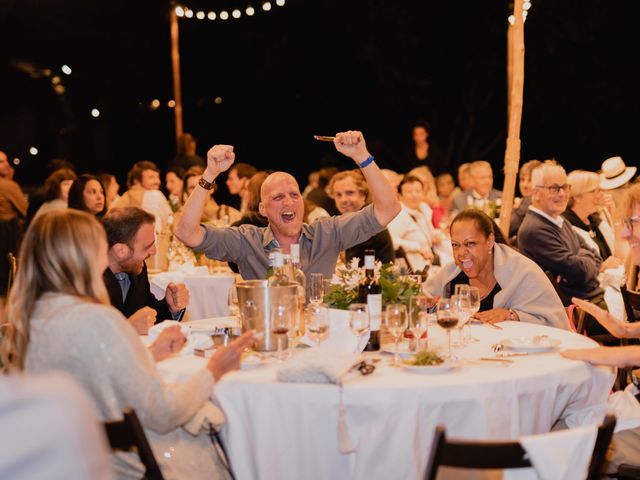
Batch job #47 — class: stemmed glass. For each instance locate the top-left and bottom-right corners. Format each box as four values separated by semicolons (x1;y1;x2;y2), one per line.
409;295;430;352
466;286;481;342
271;302;292;361
348;303;369;348
384;303;408;366
228;283;240;318
451;294;470;347
309;273;324;306
436;297;459;360
306;302;330;347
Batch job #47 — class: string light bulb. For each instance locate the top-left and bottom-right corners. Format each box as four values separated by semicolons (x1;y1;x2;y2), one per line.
246;6;255;15
207;11;216;20
185;9;194;18
276;0;285;6
262;2;272;11
175;6;185;17
174;1;286;21
232;9;241;18
196;10;205;19
61;64;72;75
220;10;229;20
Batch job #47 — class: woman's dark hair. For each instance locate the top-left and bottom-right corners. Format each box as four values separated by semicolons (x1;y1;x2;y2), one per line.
43;168;77;201
449;208;509;245
397;174;423;194
166;165;186;180
67;174;106;218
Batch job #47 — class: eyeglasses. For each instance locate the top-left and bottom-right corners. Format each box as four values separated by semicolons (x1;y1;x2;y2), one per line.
622;216;640;231
535;184;571;194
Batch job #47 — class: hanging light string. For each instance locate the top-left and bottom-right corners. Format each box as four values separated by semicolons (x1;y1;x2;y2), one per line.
174;1;285;21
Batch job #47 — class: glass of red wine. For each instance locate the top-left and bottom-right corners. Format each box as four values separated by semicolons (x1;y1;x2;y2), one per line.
271;302;292;361
436;297;459;360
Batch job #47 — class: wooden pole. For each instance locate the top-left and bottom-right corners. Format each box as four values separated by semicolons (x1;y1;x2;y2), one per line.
170;6;184;144
498;1;525;239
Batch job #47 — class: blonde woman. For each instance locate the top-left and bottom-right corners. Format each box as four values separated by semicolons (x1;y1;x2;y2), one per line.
0;209;254;480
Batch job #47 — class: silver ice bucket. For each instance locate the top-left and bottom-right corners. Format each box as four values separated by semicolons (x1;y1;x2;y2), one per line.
236;279;299;352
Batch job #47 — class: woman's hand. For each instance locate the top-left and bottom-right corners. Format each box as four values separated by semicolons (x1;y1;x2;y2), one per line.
571;297;628;338
561;346;640;368
471;308;515;324
207;331;256;381
149;325;187;362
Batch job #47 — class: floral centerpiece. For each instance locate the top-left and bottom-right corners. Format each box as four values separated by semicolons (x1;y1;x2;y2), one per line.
323;258;420;310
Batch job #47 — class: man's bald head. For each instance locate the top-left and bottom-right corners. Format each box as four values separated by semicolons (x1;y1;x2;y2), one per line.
260;172;300;201
258;171;305;241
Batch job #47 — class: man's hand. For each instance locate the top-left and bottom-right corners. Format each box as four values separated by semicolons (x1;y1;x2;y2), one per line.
207;331;256;381
333;131;370;165
128;307;157;335
166;282;189;314
205;144;235;178
149;325;187;362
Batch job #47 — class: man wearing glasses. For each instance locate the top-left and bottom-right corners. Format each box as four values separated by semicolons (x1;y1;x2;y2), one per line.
517;162;611;337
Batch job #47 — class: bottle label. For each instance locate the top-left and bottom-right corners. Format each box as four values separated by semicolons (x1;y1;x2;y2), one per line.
364;255;375;270
291;244;300;263
367;293;382;330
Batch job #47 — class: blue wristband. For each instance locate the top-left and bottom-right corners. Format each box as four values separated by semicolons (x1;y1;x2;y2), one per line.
358;155;375;169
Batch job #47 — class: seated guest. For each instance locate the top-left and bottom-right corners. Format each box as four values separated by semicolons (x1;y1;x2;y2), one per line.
327;169;395;265
181;166;242;225
456;162;474;193
425;208;570;329
509;159;542;240
560;183;640;473
0;208;255;479
174;130;401;293
518;162;608;336
164;166;185;211
112;160;172;231
451;160;502;215
225;162;258;214
102;207;190;334
436;172;457;216
231;171;270;229
33;168;77;221
170;132;206;171
68;174;106;219
387;175;453;274
98;172;120;210
306;166;340;216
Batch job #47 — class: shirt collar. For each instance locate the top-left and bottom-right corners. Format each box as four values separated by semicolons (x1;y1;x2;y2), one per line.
529;206;564;228
261;224;310;249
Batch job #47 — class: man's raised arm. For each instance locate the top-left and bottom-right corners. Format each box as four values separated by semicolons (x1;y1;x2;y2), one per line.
333;130;401;226
174;144;235;247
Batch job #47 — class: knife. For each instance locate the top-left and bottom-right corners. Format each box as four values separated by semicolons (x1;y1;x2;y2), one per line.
479;357;514;363
313;135;335;142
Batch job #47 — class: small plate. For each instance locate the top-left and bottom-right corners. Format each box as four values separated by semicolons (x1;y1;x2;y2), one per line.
402;361;461;374
499;336;561;352
381;342;414;359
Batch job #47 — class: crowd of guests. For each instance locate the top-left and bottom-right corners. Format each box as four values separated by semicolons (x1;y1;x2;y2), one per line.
1;123;640;477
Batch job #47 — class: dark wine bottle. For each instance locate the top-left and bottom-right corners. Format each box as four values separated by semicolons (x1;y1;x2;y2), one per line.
359;249;381;351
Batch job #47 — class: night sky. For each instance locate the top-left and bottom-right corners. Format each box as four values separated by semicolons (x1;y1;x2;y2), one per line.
1;0;638;201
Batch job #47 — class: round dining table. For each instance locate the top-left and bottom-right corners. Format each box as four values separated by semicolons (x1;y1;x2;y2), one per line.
155;320;615;480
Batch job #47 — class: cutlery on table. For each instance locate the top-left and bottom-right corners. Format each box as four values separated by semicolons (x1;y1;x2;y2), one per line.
479;357;514;364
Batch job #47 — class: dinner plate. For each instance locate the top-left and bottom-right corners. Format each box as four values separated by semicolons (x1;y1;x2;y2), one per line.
402;361;461;374
380;342;414;359
499;336;561;352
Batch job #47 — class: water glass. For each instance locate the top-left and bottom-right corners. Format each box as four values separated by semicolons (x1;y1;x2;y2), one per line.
309;273;324;306
384;303;408;366
306;303;330;347
228;283;240;318
348;303;369;340
451;294;470;347
409;295;429;351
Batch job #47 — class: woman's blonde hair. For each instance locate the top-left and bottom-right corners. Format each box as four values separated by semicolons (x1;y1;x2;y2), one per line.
1;209;109;372
567;170;600;208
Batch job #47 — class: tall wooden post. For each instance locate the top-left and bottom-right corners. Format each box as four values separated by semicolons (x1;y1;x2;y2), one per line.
170;6;184;143
498;1;525;239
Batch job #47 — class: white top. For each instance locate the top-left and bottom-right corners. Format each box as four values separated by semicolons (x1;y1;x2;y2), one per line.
25;293;228;480
0;371;114;480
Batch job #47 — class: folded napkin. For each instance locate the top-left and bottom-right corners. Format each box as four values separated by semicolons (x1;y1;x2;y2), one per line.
183;401;225;435
147;320;213;356
277;349;365;454
607;383;640;433
503;425;598;480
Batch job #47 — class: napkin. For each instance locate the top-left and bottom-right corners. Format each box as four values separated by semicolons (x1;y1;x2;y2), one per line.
183;401;225;435
503;425;598;480
148;320;190;340
147;320;213;356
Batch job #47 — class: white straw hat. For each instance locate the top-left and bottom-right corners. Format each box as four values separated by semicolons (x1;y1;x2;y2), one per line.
599;156;636;190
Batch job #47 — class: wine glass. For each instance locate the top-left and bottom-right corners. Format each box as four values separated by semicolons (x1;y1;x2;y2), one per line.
436;297;459;360
348;303;369;346
309;273;324;306
466;286;481;342
270;302;292;361
306;303;330;347
228;283;240;318
384;303;408;367
409;295;429;352
451;294;470;347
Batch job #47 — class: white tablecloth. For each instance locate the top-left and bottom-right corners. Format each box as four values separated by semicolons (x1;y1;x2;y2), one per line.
149;271;235;320
155;321;615;480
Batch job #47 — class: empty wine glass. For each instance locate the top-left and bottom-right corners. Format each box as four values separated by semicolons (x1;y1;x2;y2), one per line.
384;303;408;366
309;273;324;306
228;283;240;318
271;302;292;361
409;295;429;351
466;286;481;342
306;303;330;347
348;303;369;345
436;297;459;360
451;294;470;347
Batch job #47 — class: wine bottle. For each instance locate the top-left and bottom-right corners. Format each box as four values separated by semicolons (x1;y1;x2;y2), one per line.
268;251;290;286
266;251;276;279
359;249;381;351
290;243;306;301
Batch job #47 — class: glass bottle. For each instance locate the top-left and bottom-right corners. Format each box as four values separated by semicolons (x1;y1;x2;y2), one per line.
358;249;381;351
268;251;290;286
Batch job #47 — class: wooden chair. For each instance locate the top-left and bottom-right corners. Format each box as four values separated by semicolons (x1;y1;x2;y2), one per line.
544;270;586;333
103;408;164;480
621;284;640;324
7;252;17;293
424;414;617;480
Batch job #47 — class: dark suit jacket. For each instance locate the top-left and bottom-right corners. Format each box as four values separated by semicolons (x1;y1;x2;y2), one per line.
103;264;174;322
345;228;396;266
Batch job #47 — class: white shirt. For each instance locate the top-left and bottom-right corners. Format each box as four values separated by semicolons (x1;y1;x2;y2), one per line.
528;206;564;228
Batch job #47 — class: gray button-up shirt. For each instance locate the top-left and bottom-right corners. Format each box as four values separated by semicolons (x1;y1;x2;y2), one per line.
194;203;385;284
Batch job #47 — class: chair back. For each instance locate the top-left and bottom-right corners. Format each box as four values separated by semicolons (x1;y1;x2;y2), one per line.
103;408;164;480
621;284;640;323
424;414;616;480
